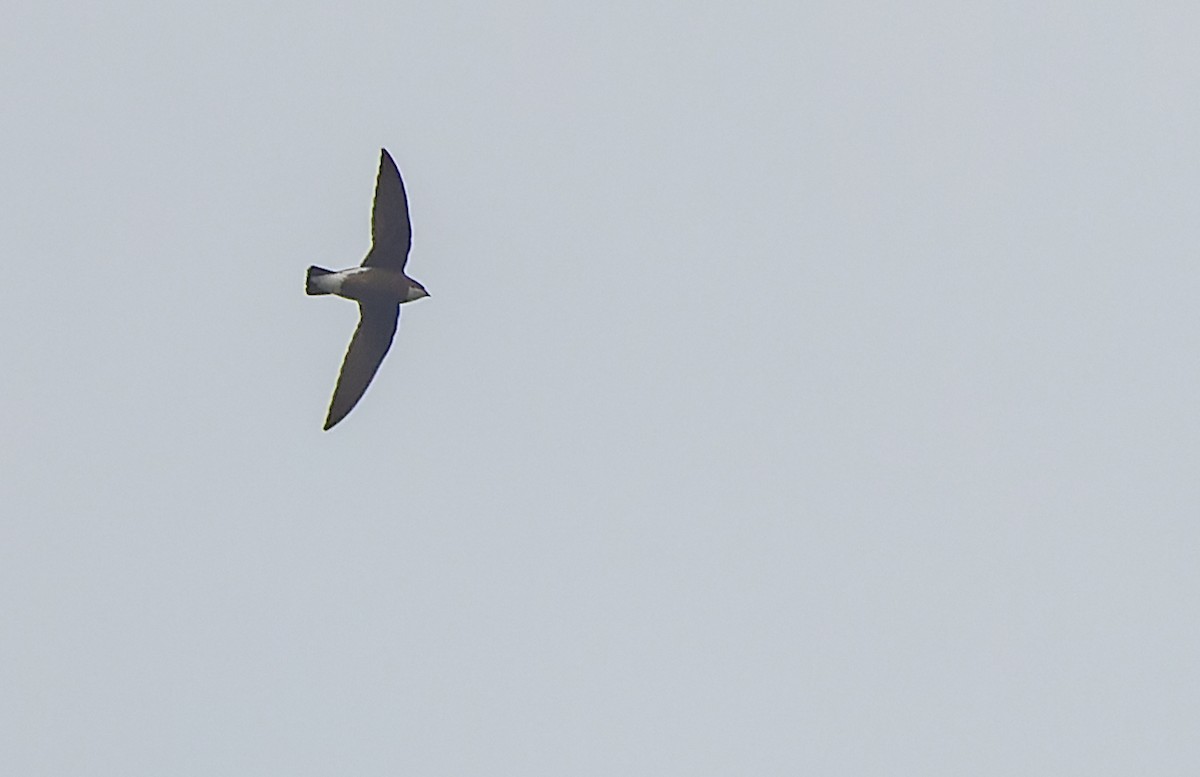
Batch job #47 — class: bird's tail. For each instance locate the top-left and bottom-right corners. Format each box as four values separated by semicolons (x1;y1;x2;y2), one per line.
306;266;335;295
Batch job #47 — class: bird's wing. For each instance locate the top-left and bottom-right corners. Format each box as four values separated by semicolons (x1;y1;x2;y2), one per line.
362;149;412;270
324;303;400;430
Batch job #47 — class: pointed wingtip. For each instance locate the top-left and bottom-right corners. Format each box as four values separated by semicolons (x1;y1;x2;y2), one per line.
324;402;352;430
378;148;399;177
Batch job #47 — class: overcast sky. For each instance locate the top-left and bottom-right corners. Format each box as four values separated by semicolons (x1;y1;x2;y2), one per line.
3;1;1199;774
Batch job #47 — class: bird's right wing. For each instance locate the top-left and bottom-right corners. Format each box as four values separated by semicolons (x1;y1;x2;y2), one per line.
324;302;400;430
362;149;412;270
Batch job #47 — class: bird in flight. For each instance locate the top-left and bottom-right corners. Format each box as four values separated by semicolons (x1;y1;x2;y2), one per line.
306;149;430;430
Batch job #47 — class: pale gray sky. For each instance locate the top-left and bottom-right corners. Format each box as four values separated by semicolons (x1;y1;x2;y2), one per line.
3;1;1199;774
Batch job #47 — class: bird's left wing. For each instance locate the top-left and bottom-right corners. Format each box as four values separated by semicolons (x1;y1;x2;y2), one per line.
324;302;400;430
362;149;412;270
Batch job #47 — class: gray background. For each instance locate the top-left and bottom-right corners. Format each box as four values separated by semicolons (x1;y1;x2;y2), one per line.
3;1;1198;774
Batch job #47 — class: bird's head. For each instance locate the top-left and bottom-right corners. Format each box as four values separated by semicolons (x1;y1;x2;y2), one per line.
405;279;430;302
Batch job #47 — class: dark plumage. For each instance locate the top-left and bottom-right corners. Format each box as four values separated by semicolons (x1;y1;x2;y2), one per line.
306;149;429;430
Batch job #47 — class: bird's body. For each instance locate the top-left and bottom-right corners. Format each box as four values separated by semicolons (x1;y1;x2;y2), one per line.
306;149;429;430
306;266;426;303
